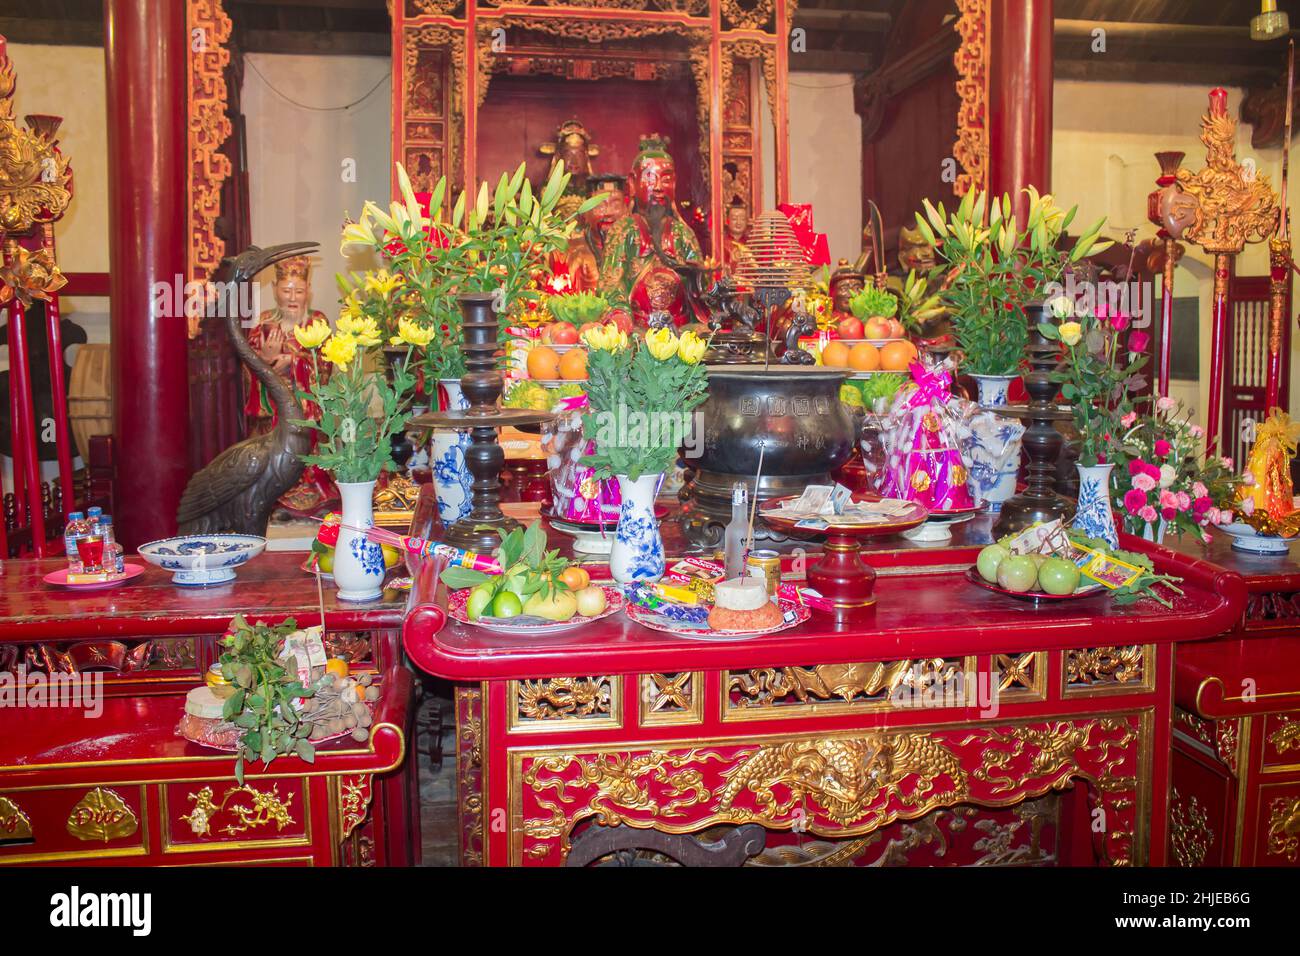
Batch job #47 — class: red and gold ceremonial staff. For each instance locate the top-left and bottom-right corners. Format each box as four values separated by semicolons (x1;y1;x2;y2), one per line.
1267;40;1294;411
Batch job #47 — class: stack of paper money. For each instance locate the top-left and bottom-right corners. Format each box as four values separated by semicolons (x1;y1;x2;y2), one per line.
767;485;917;530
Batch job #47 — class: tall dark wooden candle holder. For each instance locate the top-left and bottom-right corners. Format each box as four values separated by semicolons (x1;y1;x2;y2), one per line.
992;303;1075;537
410;293;554;552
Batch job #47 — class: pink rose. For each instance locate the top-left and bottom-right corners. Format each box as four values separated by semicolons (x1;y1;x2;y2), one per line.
1139;505;1158;523
1133;473;1157;492
1176;491;1191;511
1220;509;1234;524
1193;481;1208;498
1202;531;1212;545
1193;496;1213;516
1156;396;1177;413
1128;330;1150;354
1121;411;1137;428
1155;439;1171;457
1123;489;1148;512
1142;462;1163;481
1241;499;1256;516
1206;506;1221;524
1159;490;1178;510
1190;425;1204;439
1162;507;1177;521
1242;472;1256;487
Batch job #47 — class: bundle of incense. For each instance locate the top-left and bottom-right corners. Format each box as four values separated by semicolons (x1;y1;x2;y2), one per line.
314;513;503;574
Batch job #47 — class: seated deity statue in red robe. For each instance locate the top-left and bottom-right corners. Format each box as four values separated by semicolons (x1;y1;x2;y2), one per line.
598;135;703;329
243;256;337;516
558;174;628;293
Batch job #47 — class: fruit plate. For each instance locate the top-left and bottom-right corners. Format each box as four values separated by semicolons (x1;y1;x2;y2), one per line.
446;585;623;635
43;563;146;590
964;567;1106;603
625;599;811;641
178;718;357;753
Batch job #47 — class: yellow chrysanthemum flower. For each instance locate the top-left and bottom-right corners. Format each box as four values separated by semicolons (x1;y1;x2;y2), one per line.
581;324;628;352
293;317;331;350
397;317;436;348
645;328;679;361
321;333;358;370
677;331;707;365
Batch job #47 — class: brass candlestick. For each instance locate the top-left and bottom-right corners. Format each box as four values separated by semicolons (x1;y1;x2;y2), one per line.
410;293;554;552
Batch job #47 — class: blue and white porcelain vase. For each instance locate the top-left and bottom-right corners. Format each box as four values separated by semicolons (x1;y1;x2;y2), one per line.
610;472;665;585
971;373;1016;409
334;479;386;602
1074;462;1119;548
431;378;473;525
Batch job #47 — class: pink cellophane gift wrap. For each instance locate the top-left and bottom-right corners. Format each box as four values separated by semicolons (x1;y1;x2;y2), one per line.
880;359;977;513
541;394;621;524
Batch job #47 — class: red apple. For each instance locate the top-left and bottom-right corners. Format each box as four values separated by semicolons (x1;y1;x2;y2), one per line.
606;312;634;335
864;317;891;340
578;322;603;338
886;318;906;339
549;323;580;345
837;317;865;340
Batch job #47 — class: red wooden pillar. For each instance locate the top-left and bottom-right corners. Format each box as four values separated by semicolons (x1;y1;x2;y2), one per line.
104;0;190;548
988;0;1053;221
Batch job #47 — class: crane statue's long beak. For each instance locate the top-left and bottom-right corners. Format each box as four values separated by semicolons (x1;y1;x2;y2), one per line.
261;240;320;266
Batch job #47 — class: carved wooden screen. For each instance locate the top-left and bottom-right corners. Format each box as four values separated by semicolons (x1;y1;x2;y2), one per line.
391;0;794;255
1221;271;1291;468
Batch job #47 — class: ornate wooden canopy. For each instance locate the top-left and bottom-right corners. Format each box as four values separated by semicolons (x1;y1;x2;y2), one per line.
392;0;797;257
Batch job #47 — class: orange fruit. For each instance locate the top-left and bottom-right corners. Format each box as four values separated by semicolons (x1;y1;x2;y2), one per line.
325;658;350;679
848;342;880;371
526;345;560;380
821;341;850;368
880;340;918;371
558;348;588;381
559;566;591;591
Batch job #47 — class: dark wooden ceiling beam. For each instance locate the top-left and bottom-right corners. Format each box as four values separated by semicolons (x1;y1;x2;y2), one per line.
0;15;102;46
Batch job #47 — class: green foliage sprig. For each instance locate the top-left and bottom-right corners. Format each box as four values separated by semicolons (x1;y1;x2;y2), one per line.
438;521;570;600
848;286;898;320
547;291;609;327
216;615;315;784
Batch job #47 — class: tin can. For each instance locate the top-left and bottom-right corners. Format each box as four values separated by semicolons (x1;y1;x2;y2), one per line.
745;550;781;601
206;663;229;687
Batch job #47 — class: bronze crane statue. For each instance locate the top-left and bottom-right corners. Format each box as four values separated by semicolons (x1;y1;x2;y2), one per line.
177;241;320;535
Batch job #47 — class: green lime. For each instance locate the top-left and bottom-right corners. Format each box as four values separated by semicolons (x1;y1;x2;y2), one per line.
997;555;1038;593
1038;557;1081;596
466;582;496;621
490;591;523;618
976;544;1009;584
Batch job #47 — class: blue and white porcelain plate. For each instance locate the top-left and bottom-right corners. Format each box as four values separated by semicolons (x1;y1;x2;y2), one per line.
1217;522;1294;555
137;534;267;586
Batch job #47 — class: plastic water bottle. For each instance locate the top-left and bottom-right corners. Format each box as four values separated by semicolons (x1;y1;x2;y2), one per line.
100;515;124;574
63;511;89;573
86;506;103;531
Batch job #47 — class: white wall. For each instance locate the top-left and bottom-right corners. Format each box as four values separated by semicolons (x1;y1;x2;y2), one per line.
763;71;863;267
242;53;391;320
1053;79;1300;432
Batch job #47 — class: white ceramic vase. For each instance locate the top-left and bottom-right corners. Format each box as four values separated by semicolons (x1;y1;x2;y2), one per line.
1074;462;1120;548
431;378;473;525
972;373;1016;409
609;472;665;585
333;480;386;602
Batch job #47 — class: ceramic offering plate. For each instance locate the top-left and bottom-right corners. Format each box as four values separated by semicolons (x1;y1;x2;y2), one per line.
446;585;623;635
902;504;983;543
43;563;146;590
137;534;267;586
625;599;811;641
964;567;1106;603
1217;522;1294;555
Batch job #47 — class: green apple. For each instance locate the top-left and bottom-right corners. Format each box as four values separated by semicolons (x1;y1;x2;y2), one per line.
317;548;335;574
976;544;1009;584
490;591;523;618
1038;557;1081;596
996;555;1038;593
575;586;608;617
466;582;496;621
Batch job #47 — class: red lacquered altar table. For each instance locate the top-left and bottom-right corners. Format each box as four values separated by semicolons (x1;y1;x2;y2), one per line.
402;514;1246;867
1163;530;1300;866
0;553;419;867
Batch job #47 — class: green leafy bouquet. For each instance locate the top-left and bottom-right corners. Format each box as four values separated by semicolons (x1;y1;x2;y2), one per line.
915;187;1110;376
580;326;710;480
848;285;898;320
